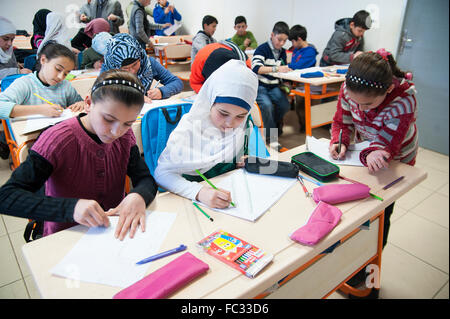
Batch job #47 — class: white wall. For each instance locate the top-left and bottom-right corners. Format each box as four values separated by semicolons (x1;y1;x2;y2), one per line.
1;0;407;58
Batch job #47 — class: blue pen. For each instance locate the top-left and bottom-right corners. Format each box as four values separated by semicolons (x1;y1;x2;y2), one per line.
136;244;187;265
298;174;323;186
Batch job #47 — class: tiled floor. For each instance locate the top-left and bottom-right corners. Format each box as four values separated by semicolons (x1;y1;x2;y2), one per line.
0;110;448;299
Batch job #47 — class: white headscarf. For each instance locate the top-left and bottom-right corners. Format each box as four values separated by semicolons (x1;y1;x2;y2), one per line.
0;16;16;63
156;59;258;175
37;12;71;55
91;31;112;55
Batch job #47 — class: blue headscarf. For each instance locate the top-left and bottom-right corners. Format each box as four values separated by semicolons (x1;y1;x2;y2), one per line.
101;33;153;90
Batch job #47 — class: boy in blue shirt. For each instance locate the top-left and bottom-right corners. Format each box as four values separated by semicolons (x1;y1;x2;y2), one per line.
252;21;292;150
288;25;318;69
153;0;182;35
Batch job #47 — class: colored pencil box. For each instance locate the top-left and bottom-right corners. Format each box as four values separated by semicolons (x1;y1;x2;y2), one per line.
113;252;209;299
312;183;371;204
291;152;340;182
245;156;299;178
301;71;324;78
290;201;342;246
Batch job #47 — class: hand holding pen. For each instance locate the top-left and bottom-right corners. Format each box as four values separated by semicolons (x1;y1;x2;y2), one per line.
146;80;162;100
33;93;64;117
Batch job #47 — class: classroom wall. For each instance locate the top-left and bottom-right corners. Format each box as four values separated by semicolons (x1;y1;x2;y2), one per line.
2;0;407;58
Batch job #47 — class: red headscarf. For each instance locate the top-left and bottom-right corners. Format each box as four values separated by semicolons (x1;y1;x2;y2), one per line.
84;18;110;38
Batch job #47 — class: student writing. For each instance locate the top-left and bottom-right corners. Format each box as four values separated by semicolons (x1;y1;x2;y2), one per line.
0;69;158;240
154;60;258;209
0;42;85;120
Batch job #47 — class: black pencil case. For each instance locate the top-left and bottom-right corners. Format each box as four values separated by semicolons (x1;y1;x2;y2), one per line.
291;152;340;182
245;156;299;178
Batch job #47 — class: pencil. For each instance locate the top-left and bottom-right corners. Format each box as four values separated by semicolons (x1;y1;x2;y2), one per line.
193;202;213;222
33;93;63;112
195;169;236;207
296;175;310;198
383;176;404;190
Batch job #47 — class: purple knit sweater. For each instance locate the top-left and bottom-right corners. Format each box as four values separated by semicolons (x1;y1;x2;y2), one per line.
31;117;136;236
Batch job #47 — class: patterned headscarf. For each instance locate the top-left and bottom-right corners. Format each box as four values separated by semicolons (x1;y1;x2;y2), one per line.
101;33;153;90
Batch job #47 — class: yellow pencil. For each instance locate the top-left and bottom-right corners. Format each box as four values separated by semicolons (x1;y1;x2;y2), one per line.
33;93;63;112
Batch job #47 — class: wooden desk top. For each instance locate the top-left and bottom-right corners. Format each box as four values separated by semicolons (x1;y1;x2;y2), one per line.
272;66;347;86
21;144;427;299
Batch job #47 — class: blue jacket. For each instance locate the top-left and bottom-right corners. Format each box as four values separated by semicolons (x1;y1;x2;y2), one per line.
153;1;182;36
288;44;318;70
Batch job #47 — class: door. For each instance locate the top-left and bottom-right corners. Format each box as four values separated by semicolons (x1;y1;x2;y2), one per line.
396;0;449;155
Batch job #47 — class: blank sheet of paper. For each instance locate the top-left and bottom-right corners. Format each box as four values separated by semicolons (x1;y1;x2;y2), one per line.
22;109;74;134
50;211;177;288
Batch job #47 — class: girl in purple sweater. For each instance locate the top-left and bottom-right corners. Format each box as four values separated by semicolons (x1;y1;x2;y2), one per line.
0;69;158;240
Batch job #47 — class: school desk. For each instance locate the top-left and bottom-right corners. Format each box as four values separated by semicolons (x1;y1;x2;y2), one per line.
21;143;427;299
8;90;196;164
271;66;347;136
12;35;32;50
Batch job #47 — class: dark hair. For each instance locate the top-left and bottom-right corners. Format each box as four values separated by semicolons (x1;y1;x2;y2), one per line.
351;10;371;30
272;21;289;36
36;42;76;72
346;51;409;97
202;15;218;28
288;24;307;41
91;69;145;108
235;16;246;25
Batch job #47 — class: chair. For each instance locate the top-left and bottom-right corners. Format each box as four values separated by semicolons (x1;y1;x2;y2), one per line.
70;77;97;99
0;74;36;170
157;43;192;81
23;54;37;71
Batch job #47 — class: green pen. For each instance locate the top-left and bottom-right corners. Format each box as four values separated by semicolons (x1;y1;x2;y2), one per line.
369;193;383;201
193;202;214;222
195;169;236;207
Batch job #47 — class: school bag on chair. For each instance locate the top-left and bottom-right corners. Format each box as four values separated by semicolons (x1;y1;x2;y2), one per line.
141;102;193;191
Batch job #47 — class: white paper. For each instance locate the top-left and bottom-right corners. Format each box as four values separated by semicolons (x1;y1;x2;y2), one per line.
22;109;74;134
197;169;297;221
163;21;182;36
306;136;369;166
50;210;177;288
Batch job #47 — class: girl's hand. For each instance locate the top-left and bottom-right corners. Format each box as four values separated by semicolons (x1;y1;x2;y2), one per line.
106;193;147;241
39;104;64;117
366;150;391;173
236;155;248;168
147;88;162;100
196;186;233;209
68;101;85;112
329;143;347;160
93;60;103;70
19;68;32;74
73;199;110;228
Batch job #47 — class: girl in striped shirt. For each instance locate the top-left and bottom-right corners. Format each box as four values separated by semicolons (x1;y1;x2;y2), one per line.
329;49;417;173
329;50;417;286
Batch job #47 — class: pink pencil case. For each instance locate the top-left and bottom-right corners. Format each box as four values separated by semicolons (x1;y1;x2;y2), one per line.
290;201;342;245
113;252;209;299
312;183;370;204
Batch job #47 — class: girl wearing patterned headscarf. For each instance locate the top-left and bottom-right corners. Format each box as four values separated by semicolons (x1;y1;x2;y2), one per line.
154;60;258;209
101;33;182;100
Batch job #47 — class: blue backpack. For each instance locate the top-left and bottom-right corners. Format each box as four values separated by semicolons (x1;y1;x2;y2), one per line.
0;73;28;92
141;102;193;176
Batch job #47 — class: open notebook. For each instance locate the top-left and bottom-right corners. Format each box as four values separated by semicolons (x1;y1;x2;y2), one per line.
306;135;370;167
196;169;297;222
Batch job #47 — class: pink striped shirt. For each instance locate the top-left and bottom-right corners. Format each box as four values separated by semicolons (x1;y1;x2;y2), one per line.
331;77;418;166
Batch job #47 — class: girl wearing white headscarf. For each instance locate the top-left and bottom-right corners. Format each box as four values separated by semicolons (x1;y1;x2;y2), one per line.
0;16;32;79
37;12;73;55
154;59;258;208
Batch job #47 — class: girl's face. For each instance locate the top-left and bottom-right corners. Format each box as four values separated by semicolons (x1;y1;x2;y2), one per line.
39;55;75;86
210;103;248;132
347;85;394;111
84;97;141;144
120;59;141;75
0;34;15;52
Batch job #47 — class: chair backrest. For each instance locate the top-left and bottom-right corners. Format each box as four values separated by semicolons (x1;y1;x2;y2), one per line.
23;54;37;71
153;35;184;44
165;44;192;60
0;73;28;92
141;102;193;176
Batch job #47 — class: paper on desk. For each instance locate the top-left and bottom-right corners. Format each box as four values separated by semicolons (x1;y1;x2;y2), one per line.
163;21;182;35
50;210;177;288
197;169;296;222
22;109;74;134
306;136;370;166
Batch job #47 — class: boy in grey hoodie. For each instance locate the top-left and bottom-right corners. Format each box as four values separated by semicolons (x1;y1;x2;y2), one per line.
191;15;218;63
320;10;371;66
